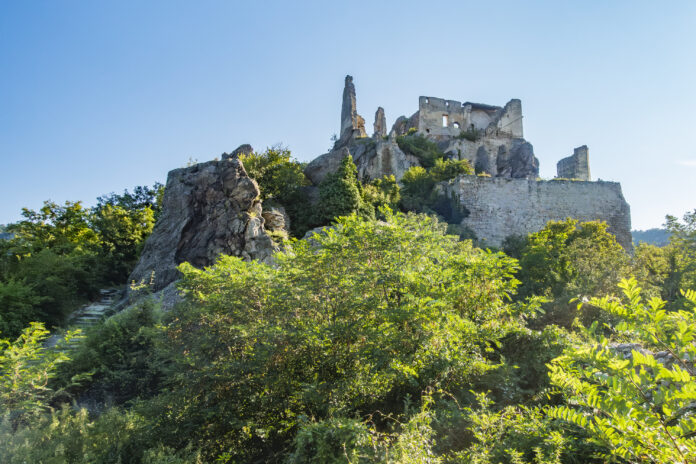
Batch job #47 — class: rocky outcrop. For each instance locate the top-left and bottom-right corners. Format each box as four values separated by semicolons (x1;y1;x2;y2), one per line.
496;140;538;179
222;144;253;160
373;107;387;138
438;137;539;179
337;75;366;146
389;112;419;137
304;139;420;185
128;152;276;293
304;147;352;185
262;205;290;232
557;145;590;181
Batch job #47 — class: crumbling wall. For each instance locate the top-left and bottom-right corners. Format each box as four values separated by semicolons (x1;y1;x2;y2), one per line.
557;145;591;181
417;97;523;138
441;176;632;249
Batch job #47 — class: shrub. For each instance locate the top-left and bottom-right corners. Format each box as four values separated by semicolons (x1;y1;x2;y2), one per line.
239;146;309;205
60;298;164;405
155;210;526;461
0;322;82;427
549;278;696;463
400;159;471;222
362;175;400;213
396;134;446;168
456;126;481;142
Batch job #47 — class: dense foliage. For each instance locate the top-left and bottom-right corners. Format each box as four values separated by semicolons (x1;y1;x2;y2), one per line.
396;133;447;168
549;279;696;462
0;185;161;338
400;159;473;223
1;153;695;462
511;219;630;327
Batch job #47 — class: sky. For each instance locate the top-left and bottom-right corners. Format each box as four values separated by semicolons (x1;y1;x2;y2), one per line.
1;1;695;230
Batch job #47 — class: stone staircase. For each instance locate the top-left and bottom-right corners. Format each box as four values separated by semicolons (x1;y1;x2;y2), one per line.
45;289;120;349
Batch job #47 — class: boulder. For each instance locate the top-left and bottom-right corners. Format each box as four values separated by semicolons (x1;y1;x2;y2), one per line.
128;156;276;293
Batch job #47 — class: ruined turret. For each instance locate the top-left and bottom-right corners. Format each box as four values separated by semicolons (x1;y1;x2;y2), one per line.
557;145;591;181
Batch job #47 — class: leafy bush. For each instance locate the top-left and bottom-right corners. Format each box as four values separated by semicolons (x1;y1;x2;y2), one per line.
549;278;696;463
448;393;567;464
239;146;309;205
0;279;43;338
239;146;316;237
92;203;156;283
396;133;446;168
59;298;164;405
361;175;400;213
153;210;526;461
288;417;379;463
0;322;82;427
400;159;472;223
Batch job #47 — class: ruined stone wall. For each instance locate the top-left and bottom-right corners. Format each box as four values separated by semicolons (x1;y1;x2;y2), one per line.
417;97;523;138
441;176;632;249
557;145;591;181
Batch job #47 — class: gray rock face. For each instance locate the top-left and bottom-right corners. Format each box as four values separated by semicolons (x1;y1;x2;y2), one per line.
262;205;290;233
495;140;538;180
373;107;387;138
389;112;419;137
557;145;590;181
338;75;366;145
304;147;351;185
304;139;420;185
128;157;276;293
222;143;254;160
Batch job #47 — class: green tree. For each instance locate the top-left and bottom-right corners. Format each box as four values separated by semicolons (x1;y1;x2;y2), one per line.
549;278;696;463
96;183;164;220
92;203;156;282
400;159;473;223
316;155;372;224
153;210;525;461
516;219;630;327
361;175;401;213
238;146;308;204
0;279;44;338
663;209;696;304
239;146;313;236
7;201;100;256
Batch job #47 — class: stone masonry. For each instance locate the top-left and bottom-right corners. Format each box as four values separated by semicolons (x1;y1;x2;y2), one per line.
557;145;591;181
441;176;632;249
309;75;631;249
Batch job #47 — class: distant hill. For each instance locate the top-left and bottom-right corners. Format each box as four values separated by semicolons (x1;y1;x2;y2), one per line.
632;228;671;247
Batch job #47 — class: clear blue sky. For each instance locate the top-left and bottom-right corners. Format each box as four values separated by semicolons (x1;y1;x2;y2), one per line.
1;1;694;230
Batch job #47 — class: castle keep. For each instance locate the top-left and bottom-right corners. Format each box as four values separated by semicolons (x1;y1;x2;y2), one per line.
306;76;631;248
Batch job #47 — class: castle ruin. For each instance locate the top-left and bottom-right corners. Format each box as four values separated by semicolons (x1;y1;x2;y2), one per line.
306;76;631;248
